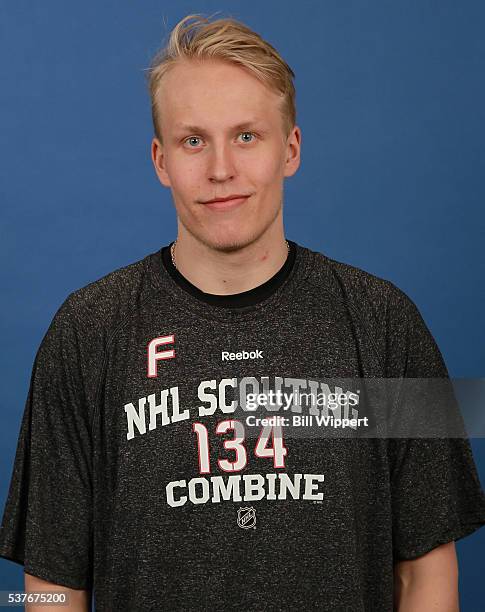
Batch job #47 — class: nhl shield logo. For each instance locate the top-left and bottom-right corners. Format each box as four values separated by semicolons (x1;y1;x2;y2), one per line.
237;506;256;529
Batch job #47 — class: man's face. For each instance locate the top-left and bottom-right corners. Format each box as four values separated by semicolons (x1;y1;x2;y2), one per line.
151;58;301;252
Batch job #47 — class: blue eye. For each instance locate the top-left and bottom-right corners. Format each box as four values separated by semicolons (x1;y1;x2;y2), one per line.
185;136;201;147
239;132;255;142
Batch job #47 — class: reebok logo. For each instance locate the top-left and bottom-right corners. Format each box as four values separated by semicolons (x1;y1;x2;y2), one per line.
222;349;263;361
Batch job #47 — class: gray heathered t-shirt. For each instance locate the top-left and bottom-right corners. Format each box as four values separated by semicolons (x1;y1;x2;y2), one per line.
1;241;485;611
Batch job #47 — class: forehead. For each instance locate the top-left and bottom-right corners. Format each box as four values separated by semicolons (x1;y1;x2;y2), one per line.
158;58;283;131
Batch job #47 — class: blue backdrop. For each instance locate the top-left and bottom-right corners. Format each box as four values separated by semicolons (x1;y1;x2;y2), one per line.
1;1;484;609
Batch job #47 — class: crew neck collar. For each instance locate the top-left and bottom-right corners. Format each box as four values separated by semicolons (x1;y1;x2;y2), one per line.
147;240;316;323
161;240;297;309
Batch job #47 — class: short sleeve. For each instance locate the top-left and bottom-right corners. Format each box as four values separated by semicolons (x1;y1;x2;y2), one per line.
0;295;94;589
385;284;485;561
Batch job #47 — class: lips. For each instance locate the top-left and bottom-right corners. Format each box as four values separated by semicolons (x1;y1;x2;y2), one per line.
204;194;249;203
202;195;250;211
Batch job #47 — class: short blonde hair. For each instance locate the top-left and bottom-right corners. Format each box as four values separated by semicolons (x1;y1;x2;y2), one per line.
145;12;296;143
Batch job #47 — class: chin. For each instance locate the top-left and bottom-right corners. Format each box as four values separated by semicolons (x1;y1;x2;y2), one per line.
201;230;261;253
208;237;251;253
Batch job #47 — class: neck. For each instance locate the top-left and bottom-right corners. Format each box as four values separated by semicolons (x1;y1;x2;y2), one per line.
172;219;288;296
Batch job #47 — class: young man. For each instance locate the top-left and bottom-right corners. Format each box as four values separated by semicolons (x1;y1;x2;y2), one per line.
1;13;485;612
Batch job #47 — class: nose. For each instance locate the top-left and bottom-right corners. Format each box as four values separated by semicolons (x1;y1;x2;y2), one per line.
207;139;236;183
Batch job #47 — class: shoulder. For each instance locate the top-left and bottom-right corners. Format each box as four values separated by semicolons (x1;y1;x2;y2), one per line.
303;245;419;325
47;250;160;340
300;245;440;375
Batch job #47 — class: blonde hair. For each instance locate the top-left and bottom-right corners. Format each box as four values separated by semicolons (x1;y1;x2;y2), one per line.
145;12;296;143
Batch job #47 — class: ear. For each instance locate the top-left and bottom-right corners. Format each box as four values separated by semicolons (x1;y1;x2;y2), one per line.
283;125;302;178
151;137;171;187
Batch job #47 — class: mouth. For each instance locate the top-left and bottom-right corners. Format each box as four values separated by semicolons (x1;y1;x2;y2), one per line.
202;195;251;211
203;193;250;211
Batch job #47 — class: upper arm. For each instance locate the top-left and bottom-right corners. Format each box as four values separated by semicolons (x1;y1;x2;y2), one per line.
385;285;485;561
393;542;459;610
394;540;458;582
0;295;95;589
24;572;91;611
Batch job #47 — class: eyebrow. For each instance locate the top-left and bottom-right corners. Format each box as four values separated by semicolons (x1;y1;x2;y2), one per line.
173;120;267;135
